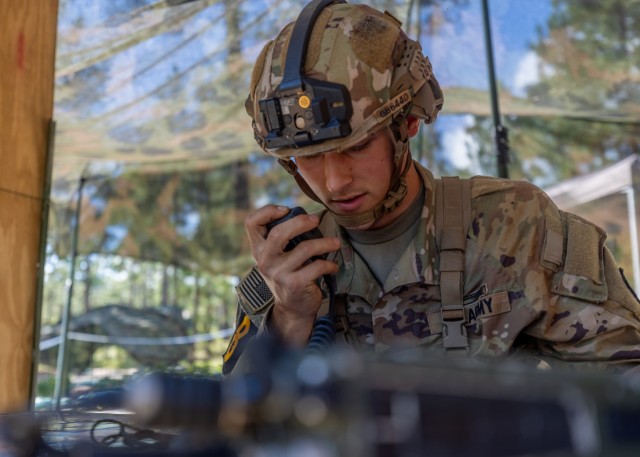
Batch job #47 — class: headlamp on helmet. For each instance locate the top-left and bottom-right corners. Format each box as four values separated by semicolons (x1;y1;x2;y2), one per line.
259;0;352;149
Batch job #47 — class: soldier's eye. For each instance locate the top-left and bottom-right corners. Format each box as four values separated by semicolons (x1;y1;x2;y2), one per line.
296;153;322;165
350;139;371;152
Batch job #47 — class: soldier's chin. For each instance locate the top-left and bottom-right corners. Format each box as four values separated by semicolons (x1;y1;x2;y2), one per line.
343;219;376;231
329;209;377;230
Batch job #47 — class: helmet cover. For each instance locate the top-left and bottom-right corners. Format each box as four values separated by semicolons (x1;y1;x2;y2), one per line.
246;2;444;158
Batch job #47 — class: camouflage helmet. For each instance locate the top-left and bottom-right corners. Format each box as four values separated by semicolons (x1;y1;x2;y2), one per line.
245;1;444;158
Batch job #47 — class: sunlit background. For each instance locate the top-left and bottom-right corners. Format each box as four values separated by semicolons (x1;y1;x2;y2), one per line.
36;0;640;409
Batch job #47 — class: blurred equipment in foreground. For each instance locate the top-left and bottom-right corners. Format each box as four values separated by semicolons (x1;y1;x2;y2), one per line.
4;335;640;456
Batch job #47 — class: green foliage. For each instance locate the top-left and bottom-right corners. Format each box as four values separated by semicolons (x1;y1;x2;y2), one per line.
36;375;56;398
92;346;138;370
41;254;239;387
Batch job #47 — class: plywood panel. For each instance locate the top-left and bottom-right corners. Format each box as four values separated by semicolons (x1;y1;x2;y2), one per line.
0;0;57;198
0;0;59;412
0;191;42;412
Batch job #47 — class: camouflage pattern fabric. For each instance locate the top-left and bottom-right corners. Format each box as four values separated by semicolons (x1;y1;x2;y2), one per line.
224;162;640;374
246;3;443;158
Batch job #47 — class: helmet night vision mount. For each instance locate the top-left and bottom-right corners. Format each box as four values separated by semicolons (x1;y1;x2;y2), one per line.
258;0;353;149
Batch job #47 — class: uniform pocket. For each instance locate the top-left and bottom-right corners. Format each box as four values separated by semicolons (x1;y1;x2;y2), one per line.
551;212;608;303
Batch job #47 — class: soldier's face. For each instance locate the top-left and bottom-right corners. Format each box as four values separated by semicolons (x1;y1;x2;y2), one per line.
295;128;395;230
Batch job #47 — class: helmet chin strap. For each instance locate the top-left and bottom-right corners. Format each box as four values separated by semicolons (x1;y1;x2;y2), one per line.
279;119;413;229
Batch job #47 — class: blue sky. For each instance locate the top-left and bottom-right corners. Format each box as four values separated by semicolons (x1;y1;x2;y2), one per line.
422;0;554;96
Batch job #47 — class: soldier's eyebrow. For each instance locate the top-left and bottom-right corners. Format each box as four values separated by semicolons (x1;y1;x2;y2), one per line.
348;137;372;151
347;131;382;152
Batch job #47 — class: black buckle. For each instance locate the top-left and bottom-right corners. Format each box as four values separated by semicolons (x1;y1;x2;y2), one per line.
441;306;469;351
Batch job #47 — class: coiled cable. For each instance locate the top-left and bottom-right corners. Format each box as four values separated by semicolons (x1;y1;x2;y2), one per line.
305;274;337;353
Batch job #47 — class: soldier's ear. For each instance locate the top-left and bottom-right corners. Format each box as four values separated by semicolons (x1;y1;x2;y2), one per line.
407;116;421;138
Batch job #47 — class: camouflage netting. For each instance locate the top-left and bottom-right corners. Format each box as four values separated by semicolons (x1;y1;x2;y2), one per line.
52;0;640;273
40;305;191;369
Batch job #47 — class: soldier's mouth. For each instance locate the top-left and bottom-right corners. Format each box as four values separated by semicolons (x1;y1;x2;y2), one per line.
331;194;366;213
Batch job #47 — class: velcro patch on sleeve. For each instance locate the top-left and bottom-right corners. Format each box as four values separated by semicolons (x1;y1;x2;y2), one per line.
236;266;274;314
563;213;605;284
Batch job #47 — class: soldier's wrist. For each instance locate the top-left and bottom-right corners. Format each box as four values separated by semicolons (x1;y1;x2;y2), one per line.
269;306;315;348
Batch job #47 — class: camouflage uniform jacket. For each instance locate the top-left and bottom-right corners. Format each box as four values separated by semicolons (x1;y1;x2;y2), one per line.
223;162;640;375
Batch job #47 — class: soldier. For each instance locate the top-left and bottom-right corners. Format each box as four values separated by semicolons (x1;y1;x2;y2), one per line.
222;0;640;375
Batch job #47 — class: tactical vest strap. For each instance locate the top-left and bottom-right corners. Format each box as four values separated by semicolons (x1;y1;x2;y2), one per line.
435;176;471;355
333;294;358;345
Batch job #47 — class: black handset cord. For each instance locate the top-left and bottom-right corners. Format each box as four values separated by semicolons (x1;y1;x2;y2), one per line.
305;274;337;353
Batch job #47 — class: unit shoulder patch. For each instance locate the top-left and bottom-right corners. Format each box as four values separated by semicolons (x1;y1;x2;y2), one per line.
222;314;257;376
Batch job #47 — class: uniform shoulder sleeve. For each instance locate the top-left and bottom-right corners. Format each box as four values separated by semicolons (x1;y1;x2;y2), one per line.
528;205;640;368
222;266;274;376
470;178;640;368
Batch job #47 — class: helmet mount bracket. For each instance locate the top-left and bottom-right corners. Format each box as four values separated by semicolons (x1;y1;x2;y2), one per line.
258;0;353;149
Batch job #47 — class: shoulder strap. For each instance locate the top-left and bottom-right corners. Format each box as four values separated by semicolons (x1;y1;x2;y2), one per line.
435;176;472;355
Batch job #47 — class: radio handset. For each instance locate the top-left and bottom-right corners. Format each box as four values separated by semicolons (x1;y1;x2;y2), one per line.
266;206;326;261
266;206;336;352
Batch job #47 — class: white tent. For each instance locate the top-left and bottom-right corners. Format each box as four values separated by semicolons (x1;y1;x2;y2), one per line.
545;155;640;292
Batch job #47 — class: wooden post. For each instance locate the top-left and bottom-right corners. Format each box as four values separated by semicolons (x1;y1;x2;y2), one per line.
0;0;59;412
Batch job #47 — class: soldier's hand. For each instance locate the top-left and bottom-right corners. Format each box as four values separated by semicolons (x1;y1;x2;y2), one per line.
245;205;340;347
